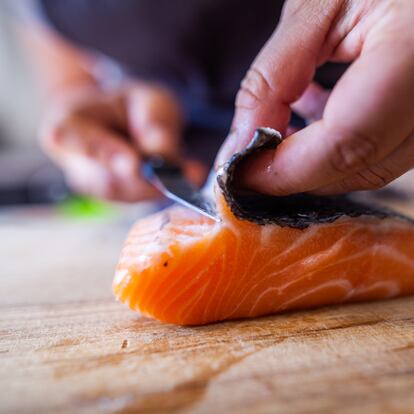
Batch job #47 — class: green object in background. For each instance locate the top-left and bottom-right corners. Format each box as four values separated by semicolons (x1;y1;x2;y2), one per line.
58;196;115;219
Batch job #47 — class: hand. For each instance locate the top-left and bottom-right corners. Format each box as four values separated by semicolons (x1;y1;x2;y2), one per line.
216;0;414;195
41;83;204;201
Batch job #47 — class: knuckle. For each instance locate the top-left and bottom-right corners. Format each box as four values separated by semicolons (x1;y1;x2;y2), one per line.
40;122;67;151
283;0;331;28
100;186;117;201
40;108;78;151
355;165;394;190
329;129;379;174
236;67;273;110
284;0;309;19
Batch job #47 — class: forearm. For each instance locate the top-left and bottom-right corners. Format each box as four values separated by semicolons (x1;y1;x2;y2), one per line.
18;23;97;99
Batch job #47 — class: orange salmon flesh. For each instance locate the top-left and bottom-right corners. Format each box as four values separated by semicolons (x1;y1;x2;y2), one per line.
113;194;414;325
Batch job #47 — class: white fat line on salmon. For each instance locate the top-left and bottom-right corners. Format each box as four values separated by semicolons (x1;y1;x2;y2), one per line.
242;225;325;286
260;225;278;246
372;244;414;270
159;258;218;320
270;247;372;294
224;225;365;319
146;232;219;314
349;280;400;299
203;252;227;322
180;277;213;323
269;242;413;304
212;231;244;321
273;279;354;313
113;268;129;287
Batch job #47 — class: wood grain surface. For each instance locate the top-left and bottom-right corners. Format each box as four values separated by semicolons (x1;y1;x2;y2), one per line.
1;200;414;414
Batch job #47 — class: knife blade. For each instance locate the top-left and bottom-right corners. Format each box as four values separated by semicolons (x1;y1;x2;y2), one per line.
142;156;220;222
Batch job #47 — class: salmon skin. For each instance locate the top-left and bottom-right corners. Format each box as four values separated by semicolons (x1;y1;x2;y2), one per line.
114;128;414;325
216;128;403;228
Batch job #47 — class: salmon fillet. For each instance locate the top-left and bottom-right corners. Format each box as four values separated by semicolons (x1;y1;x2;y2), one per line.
113;129;414;325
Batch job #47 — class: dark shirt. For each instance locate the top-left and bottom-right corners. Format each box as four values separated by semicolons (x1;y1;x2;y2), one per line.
37;0;348;163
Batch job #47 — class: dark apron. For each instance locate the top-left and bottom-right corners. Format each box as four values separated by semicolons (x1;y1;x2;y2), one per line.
39;0;348;164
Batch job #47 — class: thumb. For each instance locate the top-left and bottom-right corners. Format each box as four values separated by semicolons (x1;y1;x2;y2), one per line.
216;0;341;167
127;84;183;160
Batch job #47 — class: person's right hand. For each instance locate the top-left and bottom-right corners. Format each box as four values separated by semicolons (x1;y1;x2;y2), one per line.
216;0;414;196
41;83;203;201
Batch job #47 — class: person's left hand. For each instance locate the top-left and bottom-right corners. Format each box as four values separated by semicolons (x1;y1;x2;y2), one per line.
41;82;205;201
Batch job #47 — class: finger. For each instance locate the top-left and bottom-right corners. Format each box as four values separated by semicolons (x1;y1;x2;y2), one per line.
104;174;161;202
64;88;127;129
127;84;183;159
291;82;330;123
100;158;207;202
42;117;160;201
65;157;114;199
313;130;414;195
215;0;342;166
241;30;414;195
183;159;208;188
66;162;161;202
67;157;207;201
42;117;137;174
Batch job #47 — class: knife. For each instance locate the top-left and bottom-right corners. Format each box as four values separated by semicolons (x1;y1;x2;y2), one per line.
142;156;220;222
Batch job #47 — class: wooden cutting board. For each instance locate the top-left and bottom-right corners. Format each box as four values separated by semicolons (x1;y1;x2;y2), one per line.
1;201;414;414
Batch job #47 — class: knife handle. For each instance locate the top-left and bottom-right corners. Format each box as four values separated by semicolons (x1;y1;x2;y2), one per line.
142;155;182;181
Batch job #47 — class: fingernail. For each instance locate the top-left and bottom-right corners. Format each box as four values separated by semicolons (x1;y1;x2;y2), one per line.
143;127;177;157
65;156;111;195
66;156;105;179
237;151;274;193
111;154;134;178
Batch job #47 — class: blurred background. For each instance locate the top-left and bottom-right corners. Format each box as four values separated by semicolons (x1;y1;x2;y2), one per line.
0;8;71;207
0;10;40;148
0;3;412;210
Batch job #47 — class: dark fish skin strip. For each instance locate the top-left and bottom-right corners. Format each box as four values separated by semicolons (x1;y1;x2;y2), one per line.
217;128;413;229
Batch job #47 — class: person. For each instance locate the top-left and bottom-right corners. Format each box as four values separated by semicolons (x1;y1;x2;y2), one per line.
18;0;414;202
